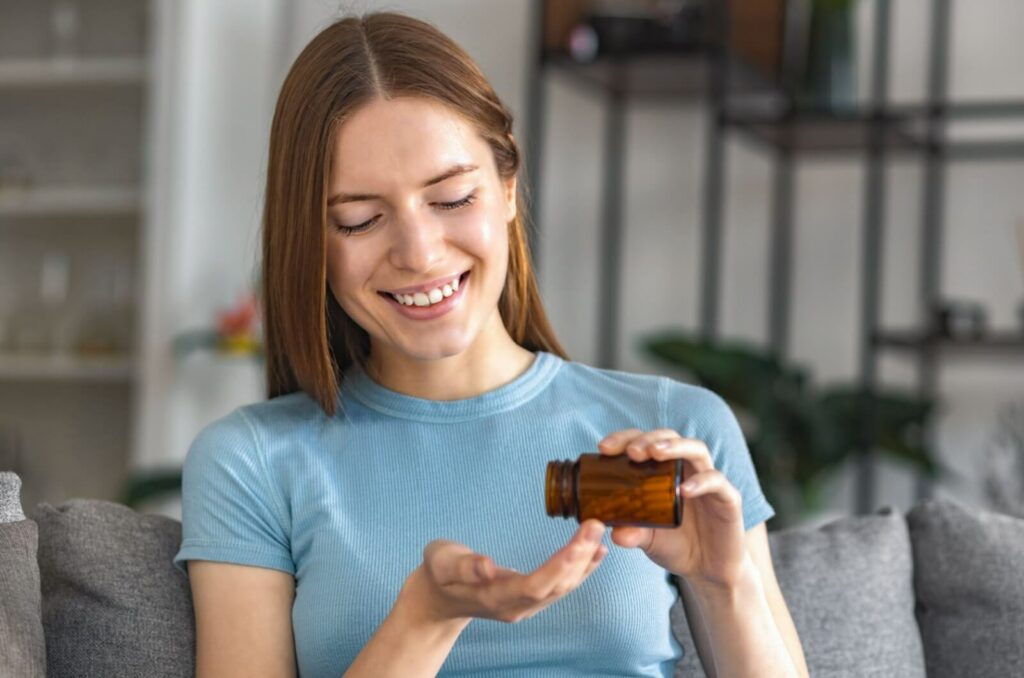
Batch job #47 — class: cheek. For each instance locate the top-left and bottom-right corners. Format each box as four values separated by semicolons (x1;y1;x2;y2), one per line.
326;241;368;303
460;206;508;259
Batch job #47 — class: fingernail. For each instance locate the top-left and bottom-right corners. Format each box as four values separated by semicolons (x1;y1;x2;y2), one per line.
475;558;487;579
654;440;670;449
682;479;697;492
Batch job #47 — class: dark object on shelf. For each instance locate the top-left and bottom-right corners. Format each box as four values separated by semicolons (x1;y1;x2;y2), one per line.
730;0;792;85
934;300;987;340
567;0;709;62
643;331;941;527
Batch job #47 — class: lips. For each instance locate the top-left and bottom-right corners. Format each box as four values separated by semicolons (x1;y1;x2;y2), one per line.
381;270;469;320
382;270;468;296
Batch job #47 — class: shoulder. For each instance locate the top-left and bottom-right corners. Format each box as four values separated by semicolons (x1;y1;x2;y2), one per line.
659;376;736;427
555;358;732;420
552;357;666;403
187;390;329;464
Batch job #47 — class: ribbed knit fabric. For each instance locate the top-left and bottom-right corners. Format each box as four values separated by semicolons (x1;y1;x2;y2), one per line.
173;351;774;677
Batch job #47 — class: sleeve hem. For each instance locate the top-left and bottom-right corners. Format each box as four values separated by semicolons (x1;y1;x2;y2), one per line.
173;541;296;579
743;498;775;531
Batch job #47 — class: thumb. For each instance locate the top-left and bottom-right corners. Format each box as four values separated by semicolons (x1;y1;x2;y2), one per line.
423;540;483;585
611;526;654;551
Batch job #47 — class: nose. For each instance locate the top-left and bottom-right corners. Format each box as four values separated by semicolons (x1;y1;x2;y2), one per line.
387;208;446;273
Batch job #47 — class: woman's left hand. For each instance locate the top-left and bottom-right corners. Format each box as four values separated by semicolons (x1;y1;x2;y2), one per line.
598;428;750;590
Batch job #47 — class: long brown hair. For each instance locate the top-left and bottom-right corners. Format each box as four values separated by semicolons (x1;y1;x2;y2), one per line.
261;11;568;417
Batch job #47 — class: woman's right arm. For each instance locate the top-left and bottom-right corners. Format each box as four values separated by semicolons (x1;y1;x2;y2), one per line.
345;518;609;677
189;519;607;678
189;560;299;678
342;567;471;677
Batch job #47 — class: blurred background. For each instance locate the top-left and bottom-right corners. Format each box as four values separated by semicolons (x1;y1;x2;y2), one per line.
0;0;1022;529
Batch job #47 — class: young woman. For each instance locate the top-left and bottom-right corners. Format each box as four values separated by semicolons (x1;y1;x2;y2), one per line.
173;11;808;678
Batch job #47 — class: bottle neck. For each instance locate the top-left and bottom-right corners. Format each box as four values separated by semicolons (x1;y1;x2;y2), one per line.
545;459;579;519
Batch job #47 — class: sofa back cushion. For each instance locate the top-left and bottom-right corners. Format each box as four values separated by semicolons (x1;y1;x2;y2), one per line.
672;508;926;677
0;472;47;677
907;499;1024;678
30;498;194;678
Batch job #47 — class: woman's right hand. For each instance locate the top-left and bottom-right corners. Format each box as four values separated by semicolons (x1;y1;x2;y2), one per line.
398;519;608;626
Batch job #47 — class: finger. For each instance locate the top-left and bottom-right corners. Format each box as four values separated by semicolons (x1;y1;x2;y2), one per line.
520;519;606;600
680;470;743;507
422;540;477;586
572;543;608;585
597;429;645;456
610;526;655;550
583;544;609;577
621;429;684;463
642;436;716;472
537;531;610;601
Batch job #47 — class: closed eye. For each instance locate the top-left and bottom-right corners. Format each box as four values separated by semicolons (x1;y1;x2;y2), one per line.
331;192;477;236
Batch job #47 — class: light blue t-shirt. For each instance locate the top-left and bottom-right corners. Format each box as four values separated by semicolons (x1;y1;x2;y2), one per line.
173;350;774;677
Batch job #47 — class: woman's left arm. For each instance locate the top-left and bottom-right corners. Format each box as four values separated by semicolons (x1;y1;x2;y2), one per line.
597;429;809;678
678;523;809;678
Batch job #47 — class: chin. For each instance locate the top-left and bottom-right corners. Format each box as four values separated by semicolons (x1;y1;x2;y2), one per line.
393;334;474;363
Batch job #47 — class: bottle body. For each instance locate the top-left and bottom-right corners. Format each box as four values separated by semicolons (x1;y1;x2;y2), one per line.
546;453;683;527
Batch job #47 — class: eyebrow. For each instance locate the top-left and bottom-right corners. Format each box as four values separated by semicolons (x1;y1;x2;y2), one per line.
327;163;480;206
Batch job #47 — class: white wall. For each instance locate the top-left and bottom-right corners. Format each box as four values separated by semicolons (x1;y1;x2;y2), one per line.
133;0;285;484
149;0;1022;518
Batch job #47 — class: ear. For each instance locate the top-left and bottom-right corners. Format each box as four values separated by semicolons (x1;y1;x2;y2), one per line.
503;174;517;223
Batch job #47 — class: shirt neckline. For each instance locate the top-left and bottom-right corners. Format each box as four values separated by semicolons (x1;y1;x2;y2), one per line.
340;350;561;423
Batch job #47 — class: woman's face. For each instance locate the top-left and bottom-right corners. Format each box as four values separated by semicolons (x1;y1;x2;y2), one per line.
325;96;517;365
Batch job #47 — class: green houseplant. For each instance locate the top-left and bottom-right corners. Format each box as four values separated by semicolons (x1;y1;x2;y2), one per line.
642;330;941;526
794;0;859;111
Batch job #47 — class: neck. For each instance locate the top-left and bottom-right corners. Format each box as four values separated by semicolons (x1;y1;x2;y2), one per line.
365;313;536;401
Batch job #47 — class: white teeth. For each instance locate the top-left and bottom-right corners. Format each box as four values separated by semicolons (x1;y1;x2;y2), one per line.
389;274;463;307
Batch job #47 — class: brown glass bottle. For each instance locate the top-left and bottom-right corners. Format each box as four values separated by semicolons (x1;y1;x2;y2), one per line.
545;453;683;528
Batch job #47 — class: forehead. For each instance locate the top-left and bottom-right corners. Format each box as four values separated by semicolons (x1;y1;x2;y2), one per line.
329;96;490;190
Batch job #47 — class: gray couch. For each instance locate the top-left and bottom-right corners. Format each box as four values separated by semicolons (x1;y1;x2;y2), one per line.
2;469;1023;677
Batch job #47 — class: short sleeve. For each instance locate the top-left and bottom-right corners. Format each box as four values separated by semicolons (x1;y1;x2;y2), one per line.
172;409;294;579
660;379;775;530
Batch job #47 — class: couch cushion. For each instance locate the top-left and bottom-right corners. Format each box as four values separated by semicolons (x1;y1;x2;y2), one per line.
671;508;925;677
907;499;1024;678
30;498;194;678
0;472;46;677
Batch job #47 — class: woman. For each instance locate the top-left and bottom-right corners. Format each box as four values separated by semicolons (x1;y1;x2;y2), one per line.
173;11;808;678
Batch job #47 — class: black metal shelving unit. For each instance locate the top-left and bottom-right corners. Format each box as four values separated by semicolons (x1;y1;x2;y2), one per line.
525;0;1024;514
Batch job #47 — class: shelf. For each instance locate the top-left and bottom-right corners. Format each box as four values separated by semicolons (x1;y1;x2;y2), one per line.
0;352;135;382
873;330;1024;354
0;57;146;88
724;107;921;154
723;99;1024;155
543;49;778;101
543;43;1024;155
0;186;141;218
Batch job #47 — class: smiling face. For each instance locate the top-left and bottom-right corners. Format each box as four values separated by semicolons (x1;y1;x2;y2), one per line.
325;96;518;370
